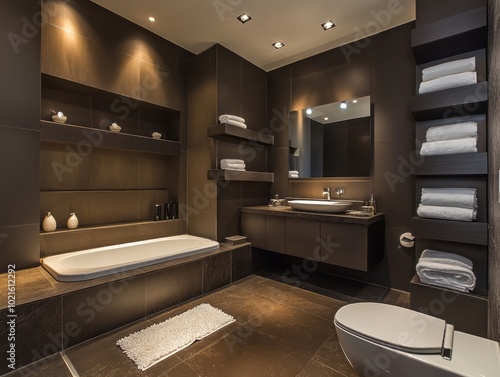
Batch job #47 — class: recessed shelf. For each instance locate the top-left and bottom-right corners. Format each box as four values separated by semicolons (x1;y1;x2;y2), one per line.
411;82;488;121
207;123;274;145
207;169;274;182
411;216;487;245
411;6;487;65
413;153;487;175
41;121;181;155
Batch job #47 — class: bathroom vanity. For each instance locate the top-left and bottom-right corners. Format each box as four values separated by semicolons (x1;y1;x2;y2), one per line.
240;206;385;271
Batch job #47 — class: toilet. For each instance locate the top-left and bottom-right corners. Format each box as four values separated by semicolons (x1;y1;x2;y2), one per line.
334;302;500;377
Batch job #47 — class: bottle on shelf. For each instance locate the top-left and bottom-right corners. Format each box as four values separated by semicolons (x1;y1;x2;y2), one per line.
369;194;377;214
67;213;78;229
43;212;57;232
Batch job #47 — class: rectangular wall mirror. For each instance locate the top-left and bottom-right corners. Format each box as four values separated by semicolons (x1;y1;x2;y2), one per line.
289;96;372;178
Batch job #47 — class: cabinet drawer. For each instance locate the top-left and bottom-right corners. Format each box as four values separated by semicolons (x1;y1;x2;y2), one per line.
285;217;320;260
266;216;285;253
240;213;266;249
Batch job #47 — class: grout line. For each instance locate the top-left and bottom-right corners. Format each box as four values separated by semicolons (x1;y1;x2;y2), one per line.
60;351;81;377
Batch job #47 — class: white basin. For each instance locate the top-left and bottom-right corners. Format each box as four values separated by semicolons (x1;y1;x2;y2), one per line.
287;199;353;213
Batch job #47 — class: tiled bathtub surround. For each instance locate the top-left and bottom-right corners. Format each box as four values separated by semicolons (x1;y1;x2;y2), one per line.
0;243;252;375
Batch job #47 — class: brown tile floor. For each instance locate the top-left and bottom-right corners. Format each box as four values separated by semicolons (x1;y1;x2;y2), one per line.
6;271;409;377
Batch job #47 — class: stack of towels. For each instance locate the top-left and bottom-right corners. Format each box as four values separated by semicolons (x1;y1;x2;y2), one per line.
219;114;246;129
288;170;299;178
416;249;476;293
420;121;478;156
220;159;245;171
417;187;477;222
419;57;477;94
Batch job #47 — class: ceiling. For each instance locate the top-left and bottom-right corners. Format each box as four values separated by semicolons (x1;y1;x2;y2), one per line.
91;0;415;72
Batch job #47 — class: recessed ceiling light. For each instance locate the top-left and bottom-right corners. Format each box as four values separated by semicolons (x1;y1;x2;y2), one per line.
237;13;252;23
321;20;335;31
306;108;313;115
324;117;329;121
352;99;358;103
272;41;285;49
148;16;156;22
340;101;347;109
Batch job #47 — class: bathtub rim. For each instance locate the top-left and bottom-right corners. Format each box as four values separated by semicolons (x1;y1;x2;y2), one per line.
41;234;220;282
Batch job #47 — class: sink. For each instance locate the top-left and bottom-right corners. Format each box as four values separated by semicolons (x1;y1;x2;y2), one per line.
287;199;353;213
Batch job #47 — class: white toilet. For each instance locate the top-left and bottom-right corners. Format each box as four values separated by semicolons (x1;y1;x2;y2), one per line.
334;302;500;377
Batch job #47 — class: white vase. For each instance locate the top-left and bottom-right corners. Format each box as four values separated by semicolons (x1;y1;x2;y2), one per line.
43;212;57;232
67;213;78;229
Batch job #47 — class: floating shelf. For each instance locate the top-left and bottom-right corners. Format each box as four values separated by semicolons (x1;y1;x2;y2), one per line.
208;123;274;145
411;216;487;245
411;7;487;65
207;169;274;182
411;82;488;121
413;153;487;175
41;121;181;155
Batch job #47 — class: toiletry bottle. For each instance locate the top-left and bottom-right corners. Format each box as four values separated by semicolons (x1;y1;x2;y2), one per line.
67;212;78;229
154;204;161;221
43;212;57;232
172;202;177;219
369;194;376;214
163;203;169;220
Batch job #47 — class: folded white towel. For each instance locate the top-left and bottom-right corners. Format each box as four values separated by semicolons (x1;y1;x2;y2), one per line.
420;137;477;156
221;163;246;170
426;121;478;142
219;114;245;123
221;119;247;129
417;204;477;222
422;57;476;82
416;249;476;292
289;170;299;174
419;71;477;94
222;167;246;171
289;173;299;178
421;188;477;209
220;159;244;164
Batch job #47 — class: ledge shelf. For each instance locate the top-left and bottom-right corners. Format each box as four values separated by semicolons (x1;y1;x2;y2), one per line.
41;121;181;155
411;216;487;245
411;82;488;121
413;153;487;176
207;123;274;145
411;6;487;65
207;169;274;182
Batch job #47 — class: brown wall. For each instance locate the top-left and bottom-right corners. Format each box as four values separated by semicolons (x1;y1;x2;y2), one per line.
0;0;41;270
268;21;416;290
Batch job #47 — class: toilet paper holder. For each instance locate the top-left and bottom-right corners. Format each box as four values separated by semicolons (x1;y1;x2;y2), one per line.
399;232;415;248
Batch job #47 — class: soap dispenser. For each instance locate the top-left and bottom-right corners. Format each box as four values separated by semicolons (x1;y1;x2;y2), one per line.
369;194;377;214
42;212;57;232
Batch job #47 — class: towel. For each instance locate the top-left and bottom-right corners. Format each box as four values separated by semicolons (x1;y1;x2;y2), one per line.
421;188;477;209
426;122;478;142
221;119;247;129
422;57;476;82
219;114;245;123
420;137;477;156
417;204;477;222
418;71;477;94
220;159;244;164
221;163;246;170
416;249;476;292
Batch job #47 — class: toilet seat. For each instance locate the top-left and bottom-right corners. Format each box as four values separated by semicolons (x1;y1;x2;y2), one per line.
334;302;449;354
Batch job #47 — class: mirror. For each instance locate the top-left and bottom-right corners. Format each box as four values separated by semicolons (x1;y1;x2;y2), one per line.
289;96;371;178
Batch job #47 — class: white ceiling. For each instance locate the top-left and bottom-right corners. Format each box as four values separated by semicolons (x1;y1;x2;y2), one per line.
91;0;415;71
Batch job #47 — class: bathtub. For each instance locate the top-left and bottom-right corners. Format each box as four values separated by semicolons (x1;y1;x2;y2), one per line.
42;234;220;282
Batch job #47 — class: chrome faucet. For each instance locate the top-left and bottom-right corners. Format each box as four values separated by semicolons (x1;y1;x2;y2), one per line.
323;188;331;201
335;187;345;199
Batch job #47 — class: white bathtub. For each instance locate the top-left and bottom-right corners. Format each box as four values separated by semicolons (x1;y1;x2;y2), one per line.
42;234;220;282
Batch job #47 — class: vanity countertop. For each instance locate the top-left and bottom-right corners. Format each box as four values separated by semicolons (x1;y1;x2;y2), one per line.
241;205;385;225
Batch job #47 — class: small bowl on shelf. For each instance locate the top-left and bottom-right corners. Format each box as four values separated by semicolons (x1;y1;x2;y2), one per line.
109;123;121;133
51;111;67;124
152;132;162;139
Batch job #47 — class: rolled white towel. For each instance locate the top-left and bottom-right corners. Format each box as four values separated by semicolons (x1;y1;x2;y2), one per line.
421;188;477;209
416;249;476;292
289;174;299;178
221;163;246;170
220;159;244;164
219;114;245;123
417;204;477;222
418;71;477;94
422;57;476;82
420;137;477;156
426;121;478;142
221;119;247;129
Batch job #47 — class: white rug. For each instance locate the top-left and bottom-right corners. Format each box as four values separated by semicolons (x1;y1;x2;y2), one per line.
116;303;235;371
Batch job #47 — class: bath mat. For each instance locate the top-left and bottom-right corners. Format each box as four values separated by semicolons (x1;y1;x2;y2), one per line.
116;303;235;371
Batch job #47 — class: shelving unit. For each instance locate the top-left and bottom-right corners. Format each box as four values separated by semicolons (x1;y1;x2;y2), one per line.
207;122;274;183
409;5;489;337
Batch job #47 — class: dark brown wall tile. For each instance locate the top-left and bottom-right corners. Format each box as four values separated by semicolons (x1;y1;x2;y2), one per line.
242;59;267;132
40;228;91;257
217;45;242;117
90;224;139;248
138;190;169;221
231;245;253;282
90;148;141;190
62;276;145;347
203;252;231;293
0;224;40;271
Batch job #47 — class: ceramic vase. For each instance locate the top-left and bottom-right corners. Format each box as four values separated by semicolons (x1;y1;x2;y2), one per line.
43;212;57;232
67;213;78;229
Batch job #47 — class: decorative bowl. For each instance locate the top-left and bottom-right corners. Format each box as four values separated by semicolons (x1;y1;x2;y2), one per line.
109;123;121;133
152;132;162;139
52;112;67;123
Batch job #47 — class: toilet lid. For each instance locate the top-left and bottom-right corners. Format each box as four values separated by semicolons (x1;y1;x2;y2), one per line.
334;302;446;354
